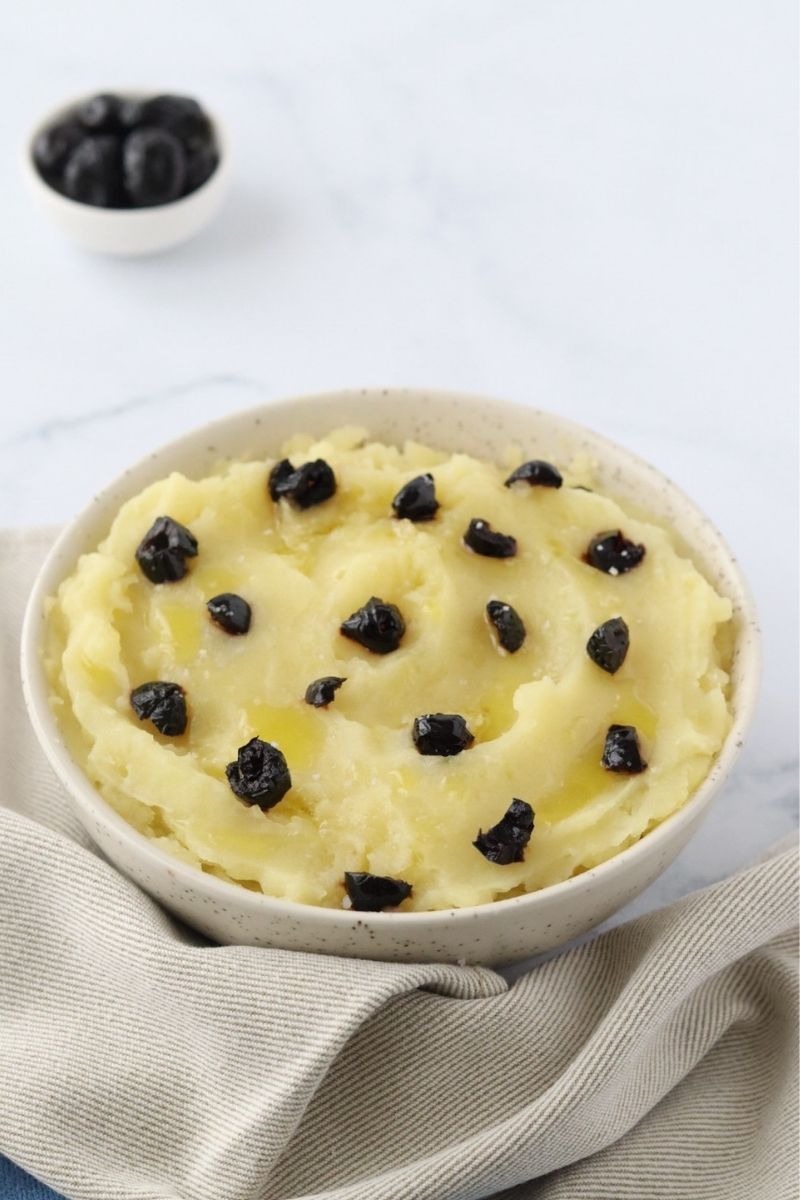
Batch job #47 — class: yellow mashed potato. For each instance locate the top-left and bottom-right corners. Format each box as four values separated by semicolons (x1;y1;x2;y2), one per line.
44;427;733;911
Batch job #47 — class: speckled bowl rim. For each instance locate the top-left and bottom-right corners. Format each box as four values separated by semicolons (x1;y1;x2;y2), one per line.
21;88;230;218
20;388;761;930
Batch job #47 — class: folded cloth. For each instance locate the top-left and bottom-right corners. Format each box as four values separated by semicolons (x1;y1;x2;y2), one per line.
0;529;797;1200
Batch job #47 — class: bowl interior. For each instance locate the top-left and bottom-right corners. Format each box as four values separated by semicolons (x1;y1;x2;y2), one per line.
21;388;760;926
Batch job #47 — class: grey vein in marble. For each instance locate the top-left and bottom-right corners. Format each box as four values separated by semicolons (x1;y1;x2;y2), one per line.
8;374;271;446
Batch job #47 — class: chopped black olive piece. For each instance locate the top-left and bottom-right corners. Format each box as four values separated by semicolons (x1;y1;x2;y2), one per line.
225;737;292;809
602;724;647;774
268;458;295;500
474;798;534;865
340;596;406;654
135;515;198;583
344;872;412;912
505;460;563;489
572;485;593;492
392;473;439;521
268;457;336;509
412;713;474;756
463;519;518;559
305;676;346;707
130;681;187;736
486;600;526;653
207;593;251;635
585;530;646;575
123;128;187;207
586;616;629;674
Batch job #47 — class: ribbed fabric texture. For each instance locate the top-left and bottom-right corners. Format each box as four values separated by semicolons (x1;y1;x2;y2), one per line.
0;529;796;1200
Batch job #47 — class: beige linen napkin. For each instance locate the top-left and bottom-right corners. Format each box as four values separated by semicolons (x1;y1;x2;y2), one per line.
0;529;797;1200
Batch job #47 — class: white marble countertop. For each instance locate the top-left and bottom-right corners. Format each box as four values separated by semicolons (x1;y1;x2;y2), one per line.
2;0;796;927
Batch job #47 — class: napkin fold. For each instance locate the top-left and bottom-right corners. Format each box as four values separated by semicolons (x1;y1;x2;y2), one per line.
0;530;797;1200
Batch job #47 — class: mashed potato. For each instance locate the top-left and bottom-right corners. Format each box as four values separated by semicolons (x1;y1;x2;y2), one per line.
44;427;733;911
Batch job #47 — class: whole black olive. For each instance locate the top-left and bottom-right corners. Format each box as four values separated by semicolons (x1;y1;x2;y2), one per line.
123;128;186;207
32;119;84;183
62;136;124;207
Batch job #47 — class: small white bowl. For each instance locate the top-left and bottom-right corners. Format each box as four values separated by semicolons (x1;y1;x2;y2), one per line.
20;390;760;963
22;90;231;256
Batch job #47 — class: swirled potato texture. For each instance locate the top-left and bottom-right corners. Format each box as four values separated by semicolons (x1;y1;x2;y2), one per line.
45;428;733;911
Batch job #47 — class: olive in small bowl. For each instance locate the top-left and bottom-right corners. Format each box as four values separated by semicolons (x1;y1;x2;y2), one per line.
23;90;231;256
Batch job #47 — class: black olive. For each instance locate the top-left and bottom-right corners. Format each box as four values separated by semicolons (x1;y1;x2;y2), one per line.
123;128;186;207
32;119;84;183
474;798;534;865
138;94;214;149
130;681;187;736
486;600;526;653
340;597;405;654
504;460;562;489
463;519;517;558
586;617;629;674
225;737;292;809
207;593;251;635
62;136;124;207
268;458;295;499
344;872;412;912
602;725;647;774
77;93;125;133
268;458;336;509
118;99;146;129
392;473;439;521
183;141;218;194
585;530;646;575
412;713;474;756
135;516;198;583
304;676;346;707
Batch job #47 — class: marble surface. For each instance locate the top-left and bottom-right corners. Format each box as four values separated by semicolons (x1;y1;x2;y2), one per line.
1;0;796;928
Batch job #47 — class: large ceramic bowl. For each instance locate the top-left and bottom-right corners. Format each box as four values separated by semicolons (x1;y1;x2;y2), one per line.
20;389;760;963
